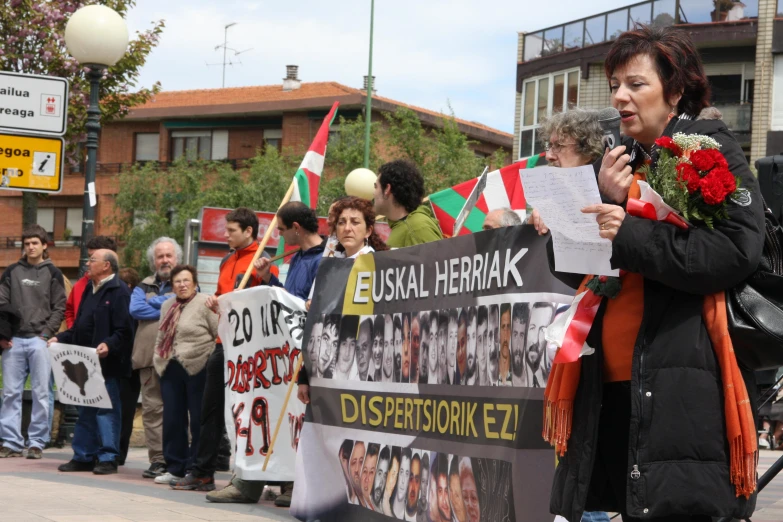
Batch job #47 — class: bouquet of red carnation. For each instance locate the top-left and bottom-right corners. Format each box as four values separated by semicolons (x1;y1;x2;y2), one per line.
639;133;739;228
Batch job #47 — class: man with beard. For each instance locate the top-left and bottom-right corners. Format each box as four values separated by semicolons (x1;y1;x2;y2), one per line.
307;317;323;378
349;441;366;506
402;313;421;382
406;452;422;520
402;313;412;383
339;440;355;502
476;307;488;386
456;310;468;385
438;312;449;384
334;315;359;380
382;315;394;383
392;448;412;518
428;312;440;385
446;310;459;384
416;453;430;522
511;303;530;387
372;446;391;510
417;313;429;384
498;304;512;386
362;444;380;510
356;317;373;381
393;314;403;382
318;315;340;378
370;315;384;382
487;305;500;385
449;456;468;522
464;308;477;385
459;457;480;522
525;302;555;388
432;453;451;522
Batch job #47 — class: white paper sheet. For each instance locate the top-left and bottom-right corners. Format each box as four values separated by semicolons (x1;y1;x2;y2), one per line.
521;165;619;277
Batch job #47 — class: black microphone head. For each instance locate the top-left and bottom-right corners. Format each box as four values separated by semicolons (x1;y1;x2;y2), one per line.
596;107;621;128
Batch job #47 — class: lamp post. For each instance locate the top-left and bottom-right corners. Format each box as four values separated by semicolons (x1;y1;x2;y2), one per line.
64;5;129;277
363;0;375;169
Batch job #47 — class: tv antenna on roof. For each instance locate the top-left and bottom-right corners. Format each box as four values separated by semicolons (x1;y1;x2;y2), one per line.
206;22;253;88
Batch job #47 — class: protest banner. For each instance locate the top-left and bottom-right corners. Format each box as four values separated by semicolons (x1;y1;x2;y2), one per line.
291;226;575;522
48;343;112;409
217;286;307;481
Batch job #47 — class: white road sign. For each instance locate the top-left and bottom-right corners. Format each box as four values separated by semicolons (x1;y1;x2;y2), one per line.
0;71;69;136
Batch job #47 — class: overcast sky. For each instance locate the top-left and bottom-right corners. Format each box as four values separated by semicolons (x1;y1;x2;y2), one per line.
126;0;624;134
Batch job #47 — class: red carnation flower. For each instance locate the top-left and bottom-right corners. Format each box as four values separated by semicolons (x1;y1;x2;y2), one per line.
676;163;701;194
699;171;731;205
655;136;682;156
702;149;728;169
711;166;737;195
689;149;719;172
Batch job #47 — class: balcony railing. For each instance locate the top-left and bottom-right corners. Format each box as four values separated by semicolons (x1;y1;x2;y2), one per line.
714;102;752;133
83;159;249;175
523;0;759;62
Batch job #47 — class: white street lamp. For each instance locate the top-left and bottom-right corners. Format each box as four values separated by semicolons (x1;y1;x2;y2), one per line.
64;5;129;276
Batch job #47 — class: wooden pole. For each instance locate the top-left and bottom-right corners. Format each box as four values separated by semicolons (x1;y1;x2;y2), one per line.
236;181;296;290
262;354;304;471
267;246;300;264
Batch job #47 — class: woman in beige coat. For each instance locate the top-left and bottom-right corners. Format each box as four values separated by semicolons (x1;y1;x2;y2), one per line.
152;265;218;485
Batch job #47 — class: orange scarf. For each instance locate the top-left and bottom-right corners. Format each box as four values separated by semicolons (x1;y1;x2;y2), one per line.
542;175;757;499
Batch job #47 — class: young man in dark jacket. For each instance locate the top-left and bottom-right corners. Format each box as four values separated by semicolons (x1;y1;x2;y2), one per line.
0;225;66;459
51;249;134;475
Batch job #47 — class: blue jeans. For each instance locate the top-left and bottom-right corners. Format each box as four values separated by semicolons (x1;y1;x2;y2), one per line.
160;360;206;476
582;512;611;522
72;377;122;463
0;337;51;451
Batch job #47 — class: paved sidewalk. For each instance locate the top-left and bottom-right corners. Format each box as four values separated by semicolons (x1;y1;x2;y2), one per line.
0;447;296;522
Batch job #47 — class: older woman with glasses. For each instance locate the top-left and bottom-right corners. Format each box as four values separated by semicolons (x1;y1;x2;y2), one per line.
152;265;218;486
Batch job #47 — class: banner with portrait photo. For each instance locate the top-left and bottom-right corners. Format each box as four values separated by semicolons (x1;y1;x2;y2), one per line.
291;226;575;522
217;286;307;481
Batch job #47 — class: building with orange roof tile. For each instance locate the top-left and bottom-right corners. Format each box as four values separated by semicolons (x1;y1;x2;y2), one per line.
0;66;512;276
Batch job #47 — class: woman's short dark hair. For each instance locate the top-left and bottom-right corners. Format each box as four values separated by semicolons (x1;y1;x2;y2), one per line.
86;235;117;252
377;159;425;213
225;207;259;240
118;267;141;290
278;202;319;233
328;196;389;252
169;264;199;288
605;25;710;118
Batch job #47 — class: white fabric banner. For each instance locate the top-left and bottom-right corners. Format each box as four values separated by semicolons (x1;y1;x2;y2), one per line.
218;286;308;481
48;343;112;409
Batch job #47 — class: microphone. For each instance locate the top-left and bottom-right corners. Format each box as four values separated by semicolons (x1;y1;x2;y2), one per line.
596;107;622;150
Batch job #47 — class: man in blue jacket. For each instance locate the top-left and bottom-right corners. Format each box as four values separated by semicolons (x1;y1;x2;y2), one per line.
49;250;134;474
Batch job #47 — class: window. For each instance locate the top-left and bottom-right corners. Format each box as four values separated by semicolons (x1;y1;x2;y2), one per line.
37;208;54;233
707;75;742;105
66;208;83;237
135;133;160;161
264;129;282;152
518;69;580;158
171;130;213;161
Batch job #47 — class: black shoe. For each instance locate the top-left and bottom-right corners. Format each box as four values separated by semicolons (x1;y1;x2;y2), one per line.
93;461;118;475
216;457;230;472
170;473;216;491
142;461;167;479
58;459;94;472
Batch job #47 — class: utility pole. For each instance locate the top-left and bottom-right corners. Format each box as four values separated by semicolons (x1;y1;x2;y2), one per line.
364;0;375;168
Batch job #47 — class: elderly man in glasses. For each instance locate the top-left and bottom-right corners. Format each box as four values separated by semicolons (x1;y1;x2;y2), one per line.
529;108;605;234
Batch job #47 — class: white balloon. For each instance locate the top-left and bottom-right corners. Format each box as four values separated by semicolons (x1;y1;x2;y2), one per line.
345;168;377;200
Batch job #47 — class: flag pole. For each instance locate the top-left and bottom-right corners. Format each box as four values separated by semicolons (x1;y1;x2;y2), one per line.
262;354;304;471
236;180;296;291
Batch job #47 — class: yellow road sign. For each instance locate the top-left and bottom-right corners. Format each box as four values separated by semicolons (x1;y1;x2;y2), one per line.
0;132;64;193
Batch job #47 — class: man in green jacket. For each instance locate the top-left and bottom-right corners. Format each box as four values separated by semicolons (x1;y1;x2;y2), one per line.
373;160;443;248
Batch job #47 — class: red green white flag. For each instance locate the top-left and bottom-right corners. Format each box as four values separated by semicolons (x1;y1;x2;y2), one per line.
429;153;545;237
275;102;339;261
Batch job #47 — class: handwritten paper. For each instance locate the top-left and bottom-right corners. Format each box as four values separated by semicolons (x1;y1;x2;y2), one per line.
521;165;619;277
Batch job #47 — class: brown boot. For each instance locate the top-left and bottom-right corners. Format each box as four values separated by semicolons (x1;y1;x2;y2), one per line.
274;482;294;507
206;484;256;503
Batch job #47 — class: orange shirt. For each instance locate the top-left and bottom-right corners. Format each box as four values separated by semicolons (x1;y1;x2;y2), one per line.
600;172;647;382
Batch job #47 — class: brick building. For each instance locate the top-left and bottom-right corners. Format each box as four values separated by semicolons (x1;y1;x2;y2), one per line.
0;66;512;277
513;0;783;164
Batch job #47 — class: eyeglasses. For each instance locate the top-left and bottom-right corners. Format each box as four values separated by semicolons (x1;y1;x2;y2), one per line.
545;141;576;154
173;279;193;287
